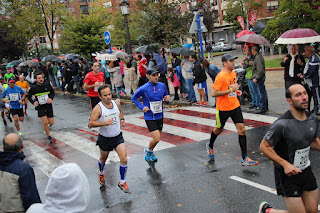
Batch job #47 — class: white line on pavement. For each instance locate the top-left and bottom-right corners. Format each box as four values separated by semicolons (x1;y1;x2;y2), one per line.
229;175;277;195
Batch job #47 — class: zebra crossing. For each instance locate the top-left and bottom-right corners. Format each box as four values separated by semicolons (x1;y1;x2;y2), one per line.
23;106;278;178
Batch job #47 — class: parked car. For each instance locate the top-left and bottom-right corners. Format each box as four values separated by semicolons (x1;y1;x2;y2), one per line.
212;42;233;52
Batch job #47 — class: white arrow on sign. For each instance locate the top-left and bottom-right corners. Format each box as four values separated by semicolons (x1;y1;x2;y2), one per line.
189;14;208;34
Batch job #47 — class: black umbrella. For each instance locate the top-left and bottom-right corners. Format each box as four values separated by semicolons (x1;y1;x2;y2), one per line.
135;45;154;55
10;60;23;66
42;55;59;63
30;62;40;67
170;47;183;55
180;48;195;57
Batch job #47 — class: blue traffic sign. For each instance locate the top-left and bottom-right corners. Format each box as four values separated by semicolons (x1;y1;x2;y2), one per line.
104;31;111;45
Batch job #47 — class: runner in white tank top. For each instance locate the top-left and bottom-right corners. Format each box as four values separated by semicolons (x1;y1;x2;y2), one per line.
89;84;131;193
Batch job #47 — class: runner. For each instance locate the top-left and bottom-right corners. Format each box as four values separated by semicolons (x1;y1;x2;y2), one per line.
0;77;7;126
131;62;170;163
0;77;12;123
4;68;15;83
259;84;320;213
15;75;29;115
207;54;258;166
1;78;26;135
88;84;130;193
83;62;105;110
28;71;55;143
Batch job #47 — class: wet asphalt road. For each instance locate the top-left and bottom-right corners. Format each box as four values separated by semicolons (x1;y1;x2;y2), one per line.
1;93;320;213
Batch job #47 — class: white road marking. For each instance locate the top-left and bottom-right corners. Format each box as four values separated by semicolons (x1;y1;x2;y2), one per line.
229;175;277;195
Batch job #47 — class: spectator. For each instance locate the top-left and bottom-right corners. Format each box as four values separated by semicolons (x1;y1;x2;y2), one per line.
119;59;125;91
299;45;320;115
70;59;81;95
189;54;207;106
129;54;138;94
52;62;60;88
281;44;305;89
252;44;268;114
0;133;41;212
206;43;213;60
47;62;56;87
26;163;90;213
243;46;260;110
100;60;111;85
137;54;148;87
171;53;181;68
125;60;138;94
202;59;221;106
108;60;126;100
181;55;196;103
167;67;180;100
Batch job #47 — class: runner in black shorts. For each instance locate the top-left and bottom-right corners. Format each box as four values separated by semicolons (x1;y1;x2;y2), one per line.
259;84;320;213
145;118;163;132
28;72;55;143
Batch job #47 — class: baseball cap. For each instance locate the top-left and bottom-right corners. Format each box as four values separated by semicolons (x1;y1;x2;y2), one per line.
146;61;160;75
8;78;15;83
221;54;238;62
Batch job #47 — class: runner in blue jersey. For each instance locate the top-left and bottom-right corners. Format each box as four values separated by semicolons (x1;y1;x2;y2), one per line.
131;61;170;162
1;78;26;136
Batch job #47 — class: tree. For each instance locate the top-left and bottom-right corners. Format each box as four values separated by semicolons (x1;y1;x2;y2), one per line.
136;0;193;46
262;0;320;43
59;7;111;59
224;0;263;29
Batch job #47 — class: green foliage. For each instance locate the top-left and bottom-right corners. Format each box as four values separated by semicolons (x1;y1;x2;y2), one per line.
262;0;320;43
59;7;111;59
224;0;263;29
136;0;193;46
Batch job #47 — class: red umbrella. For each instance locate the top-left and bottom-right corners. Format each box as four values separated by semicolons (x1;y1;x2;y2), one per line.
235;34;271;48
275;28;320;44
236;30;255;38
31;59;39;62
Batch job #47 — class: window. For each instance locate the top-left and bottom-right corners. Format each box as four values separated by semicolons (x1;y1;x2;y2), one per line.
267;1;278;12
103;1;112;8
39;36;46;44
54;42;59;49
80;5;89;13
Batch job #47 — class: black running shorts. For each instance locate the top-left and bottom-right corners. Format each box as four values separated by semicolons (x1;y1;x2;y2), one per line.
145;118;163;132
90;97;100;110
37;104;54;118
10;108;24;117
96;132;124;151
216;106;244;129
275;166;318;197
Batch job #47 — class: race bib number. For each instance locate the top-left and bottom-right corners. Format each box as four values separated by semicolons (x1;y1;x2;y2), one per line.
9;93;19;101
94;82;103;92
104;112;119;126
38;94;49;105
293;146;310;171
150;101;162;114
228;86;236;97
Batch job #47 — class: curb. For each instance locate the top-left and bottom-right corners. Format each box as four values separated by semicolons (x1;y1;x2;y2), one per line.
266;67;284;72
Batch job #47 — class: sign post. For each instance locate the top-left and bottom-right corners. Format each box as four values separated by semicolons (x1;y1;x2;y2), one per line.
104;30;112;53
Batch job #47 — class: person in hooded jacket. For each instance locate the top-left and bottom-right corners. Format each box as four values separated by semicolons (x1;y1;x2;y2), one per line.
0;133;41;212
26;163;90;213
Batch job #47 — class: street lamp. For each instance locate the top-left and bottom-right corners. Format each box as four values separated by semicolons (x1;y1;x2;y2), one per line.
120;0;132;54
192;8;205;59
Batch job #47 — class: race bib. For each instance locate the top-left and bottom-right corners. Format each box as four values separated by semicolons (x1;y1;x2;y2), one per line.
38;94;49;105
228;86;236;97
293;146;310;171
150;101;162;114
94;82;103;92
9;93;19;101
104;112;119;126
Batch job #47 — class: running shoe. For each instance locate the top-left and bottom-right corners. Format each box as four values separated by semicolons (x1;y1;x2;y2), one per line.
205;142;214;160
18;131;22;136
145;147;158;162
242;156;259;166
120;91;125;96
258;201;272;213
24;112;27;116
195;101;202;106
3;120;7;126
202;102;208;106
48;136;53;143
99;173;105;186
118;181;131;194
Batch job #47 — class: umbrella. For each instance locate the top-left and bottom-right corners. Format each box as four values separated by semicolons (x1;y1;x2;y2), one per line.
24;60;37;66
30;62;40;67
18;62;26;67
111;51;129;59
235;34;271;48
275;28;320;44
6;63;14;68
153;53;167;75
95;53;117;61
236;30;255;38
1;62;8;66
10;60;23;66
170;47;183;55
180;48;195;57
42;55;59;63
135;45;154;55
182;43;193;49
100;49;111;54
31;59;39;62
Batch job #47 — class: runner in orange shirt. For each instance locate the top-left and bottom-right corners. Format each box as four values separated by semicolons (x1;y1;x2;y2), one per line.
15;75;29;116
206;54;259;166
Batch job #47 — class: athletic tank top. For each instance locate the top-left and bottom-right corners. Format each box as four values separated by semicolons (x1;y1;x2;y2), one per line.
98;100;121;137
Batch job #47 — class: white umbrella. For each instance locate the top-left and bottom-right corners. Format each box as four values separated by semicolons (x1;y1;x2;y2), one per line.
275;28;320;44
111;51;129;59
95;53;117;61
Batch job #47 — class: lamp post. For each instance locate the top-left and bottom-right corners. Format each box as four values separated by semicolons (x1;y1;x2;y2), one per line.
120;0;132;54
